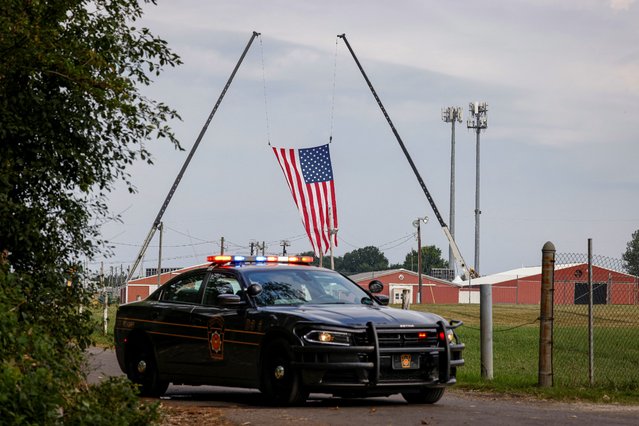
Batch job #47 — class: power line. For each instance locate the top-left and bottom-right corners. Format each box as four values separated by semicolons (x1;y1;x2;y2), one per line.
107;240;216;248
378;232;417;249
163;225;211;242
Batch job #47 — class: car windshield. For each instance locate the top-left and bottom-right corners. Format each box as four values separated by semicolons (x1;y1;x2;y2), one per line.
245;269;374;307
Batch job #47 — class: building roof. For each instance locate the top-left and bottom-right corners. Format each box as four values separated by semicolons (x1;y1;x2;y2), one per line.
128;262;209;285
459;263;583;286
348;268;414;282
349;269;460;287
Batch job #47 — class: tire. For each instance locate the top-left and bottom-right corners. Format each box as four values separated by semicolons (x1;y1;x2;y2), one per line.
402;387;445;404
260;339;308;405
126;345;169;397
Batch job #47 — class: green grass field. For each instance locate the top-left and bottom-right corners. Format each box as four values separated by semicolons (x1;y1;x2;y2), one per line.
410;303;639;403
90;303;118;348
90;302;639;404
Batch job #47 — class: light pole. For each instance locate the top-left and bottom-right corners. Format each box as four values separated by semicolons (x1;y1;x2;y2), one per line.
466;102;487;274
467;101;491;380
442;107;463;278
412;216;429;304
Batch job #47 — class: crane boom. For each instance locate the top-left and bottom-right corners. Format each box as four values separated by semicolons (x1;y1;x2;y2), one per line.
338;34;477;279
126;31;260;283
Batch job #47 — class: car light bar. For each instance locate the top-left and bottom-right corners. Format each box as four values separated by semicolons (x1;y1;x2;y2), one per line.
206;255;314;265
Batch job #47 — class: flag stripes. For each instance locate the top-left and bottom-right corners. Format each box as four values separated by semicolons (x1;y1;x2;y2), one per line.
272;144;338;256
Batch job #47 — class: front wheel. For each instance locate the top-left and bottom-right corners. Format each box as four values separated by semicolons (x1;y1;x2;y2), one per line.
402;387;445;404
260;339;308;405
126;345;169;397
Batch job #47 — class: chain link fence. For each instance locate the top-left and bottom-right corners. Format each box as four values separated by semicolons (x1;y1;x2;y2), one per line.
554;252;639;388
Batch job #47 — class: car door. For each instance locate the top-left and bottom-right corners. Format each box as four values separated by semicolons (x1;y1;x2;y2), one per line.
190;272;261;385
151;270;207;378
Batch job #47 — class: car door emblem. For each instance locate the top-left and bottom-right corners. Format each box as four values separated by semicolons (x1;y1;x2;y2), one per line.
210;331;223;352
208;316;224;360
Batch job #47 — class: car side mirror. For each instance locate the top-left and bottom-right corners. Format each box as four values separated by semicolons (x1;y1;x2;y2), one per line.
247;283;263;297
217;294;244;307
375;294;390;306
368;280;384;294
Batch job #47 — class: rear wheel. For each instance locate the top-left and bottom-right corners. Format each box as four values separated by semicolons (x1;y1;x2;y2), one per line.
126;345;169;397
402;387;445;404
260;339;308;405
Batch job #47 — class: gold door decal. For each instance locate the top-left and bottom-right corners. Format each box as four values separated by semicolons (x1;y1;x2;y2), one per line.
208;316;224;360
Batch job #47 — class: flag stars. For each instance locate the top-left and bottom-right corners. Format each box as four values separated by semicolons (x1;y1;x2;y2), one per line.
300;145;333;183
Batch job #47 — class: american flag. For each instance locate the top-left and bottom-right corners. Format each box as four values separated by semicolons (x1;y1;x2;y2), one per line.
272;144;338;256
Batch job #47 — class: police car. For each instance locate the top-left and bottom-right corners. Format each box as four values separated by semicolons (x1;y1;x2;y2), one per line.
114;255;464;405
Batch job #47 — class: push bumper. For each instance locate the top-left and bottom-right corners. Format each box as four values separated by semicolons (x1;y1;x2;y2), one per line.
292;320;464;391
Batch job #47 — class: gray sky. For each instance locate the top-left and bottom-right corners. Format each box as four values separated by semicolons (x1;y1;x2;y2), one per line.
96;0;639;277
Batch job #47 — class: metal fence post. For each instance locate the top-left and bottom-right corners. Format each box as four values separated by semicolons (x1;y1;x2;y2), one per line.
539;241;555;387
588;238;594;386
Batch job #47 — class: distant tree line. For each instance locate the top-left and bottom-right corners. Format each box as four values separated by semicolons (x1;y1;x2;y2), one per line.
299;244;449;276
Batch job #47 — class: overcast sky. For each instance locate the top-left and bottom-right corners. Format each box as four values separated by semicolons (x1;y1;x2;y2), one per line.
96;0;639;277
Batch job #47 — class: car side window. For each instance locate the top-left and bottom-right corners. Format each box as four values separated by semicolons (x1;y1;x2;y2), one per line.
202;274;242;307
160;273;205;304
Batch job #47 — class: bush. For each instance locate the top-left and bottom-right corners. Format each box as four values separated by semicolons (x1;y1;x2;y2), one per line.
0;267;159;425
64;378;160;426
1;1;180;422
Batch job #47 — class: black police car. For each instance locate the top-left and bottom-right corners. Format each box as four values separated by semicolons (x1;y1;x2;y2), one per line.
114;255;464;405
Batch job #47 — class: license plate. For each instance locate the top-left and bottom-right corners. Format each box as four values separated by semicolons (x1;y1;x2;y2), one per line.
392;353;419;370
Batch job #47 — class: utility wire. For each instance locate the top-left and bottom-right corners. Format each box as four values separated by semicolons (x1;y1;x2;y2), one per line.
164;225;211;242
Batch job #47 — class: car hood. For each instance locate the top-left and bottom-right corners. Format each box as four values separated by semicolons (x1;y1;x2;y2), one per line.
260;304;446;328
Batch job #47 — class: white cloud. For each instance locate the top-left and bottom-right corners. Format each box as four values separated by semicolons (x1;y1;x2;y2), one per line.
609;0;636;11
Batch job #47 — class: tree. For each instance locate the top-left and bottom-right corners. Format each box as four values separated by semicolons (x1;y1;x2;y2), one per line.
623;230;639;276
297;250;343;270
1;0;180;422
401;245;449;275
339;246;389;275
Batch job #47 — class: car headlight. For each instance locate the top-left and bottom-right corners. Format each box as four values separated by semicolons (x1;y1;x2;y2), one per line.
304;330;351;346
439;329;456;343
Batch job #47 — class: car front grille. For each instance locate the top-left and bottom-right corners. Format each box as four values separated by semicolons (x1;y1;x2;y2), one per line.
352;328;440;349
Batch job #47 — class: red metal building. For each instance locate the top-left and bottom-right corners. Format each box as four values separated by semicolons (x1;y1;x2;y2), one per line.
460;264;639;305
121;263;208;304
349;269;461;304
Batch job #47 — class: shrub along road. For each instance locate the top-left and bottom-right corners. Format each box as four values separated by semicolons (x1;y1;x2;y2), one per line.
87;348;639;425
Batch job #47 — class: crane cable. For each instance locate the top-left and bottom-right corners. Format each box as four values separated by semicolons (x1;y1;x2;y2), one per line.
262;36;340;146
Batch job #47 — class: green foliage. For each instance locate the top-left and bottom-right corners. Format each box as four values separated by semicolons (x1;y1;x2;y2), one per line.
0;272;159;425
401;245;449;274
0;0;180;423
0;268;160;424
298;250;344;270
339;246;389;274
622;229;639;276
63;377;160;425
0;0;182;272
